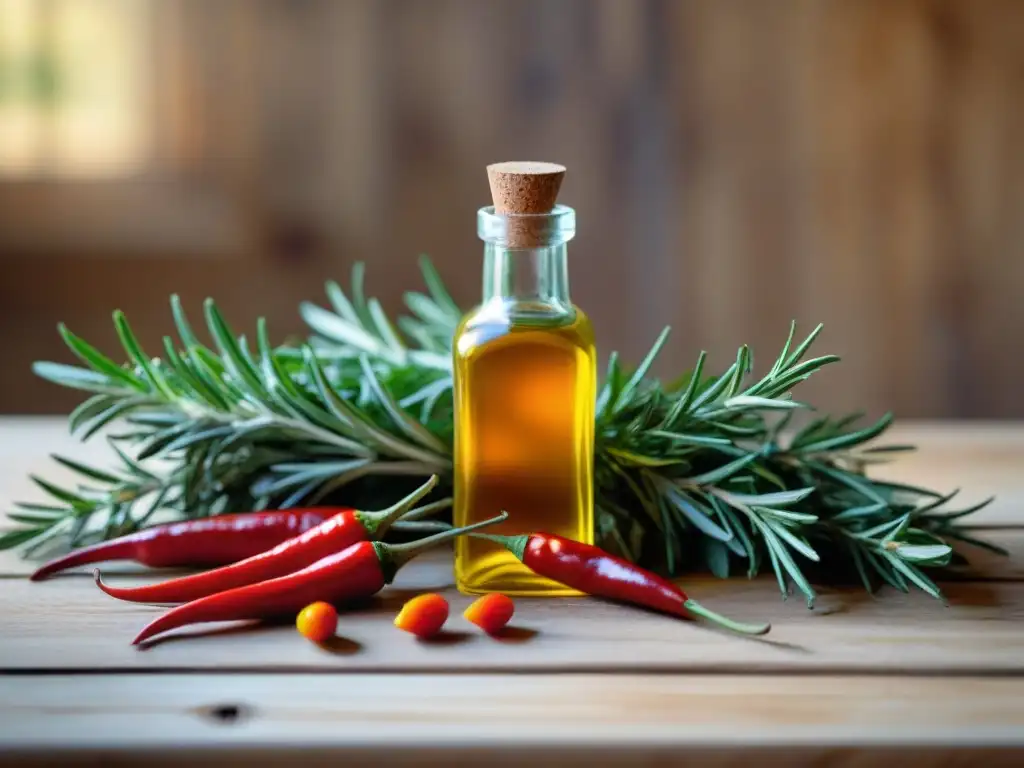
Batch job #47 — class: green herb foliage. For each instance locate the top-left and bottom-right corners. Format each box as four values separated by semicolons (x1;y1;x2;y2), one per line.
3;258;999;606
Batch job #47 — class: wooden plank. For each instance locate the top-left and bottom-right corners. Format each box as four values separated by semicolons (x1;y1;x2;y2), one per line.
875;422;1024;527
947;529;1024;581
0;418;92;514
2;550;1024;674
0;673;1022;767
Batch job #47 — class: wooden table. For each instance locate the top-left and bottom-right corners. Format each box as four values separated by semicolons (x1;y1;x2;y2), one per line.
2;417;1023;766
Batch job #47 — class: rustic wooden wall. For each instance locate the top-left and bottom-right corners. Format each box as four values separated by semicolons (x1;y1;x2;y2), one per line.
1;0;1022;418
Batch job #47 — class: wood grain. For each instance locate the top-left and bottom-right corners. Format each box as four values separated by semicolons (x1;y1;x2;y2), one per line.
3;552;1024;674
1;673;1023;767
870;421;1024;526
0;419;103;514
5;752;1022;768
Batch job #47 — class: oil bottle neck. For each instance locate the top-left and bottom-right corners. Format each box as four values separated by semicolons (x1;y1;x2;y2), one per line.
477;204;576;320
482;243;571;311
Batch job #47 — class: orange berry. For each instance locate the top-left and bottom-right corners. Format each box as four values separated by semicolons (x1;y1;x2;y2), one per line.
394;593;449;639
296;601;338;643
464;593;514;635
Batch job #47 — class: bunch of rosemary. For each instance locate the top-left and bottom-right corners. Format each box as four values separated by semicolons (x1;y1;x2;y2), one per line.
2;258;998;606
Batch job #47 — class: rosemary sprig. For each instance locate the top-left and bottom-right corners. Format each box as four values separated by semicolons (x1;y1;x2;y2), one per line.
3;257;996;606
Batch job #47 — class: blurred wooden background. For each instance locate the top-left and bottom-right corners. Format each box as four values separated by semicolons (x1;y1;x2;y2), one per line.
1;0;1022;418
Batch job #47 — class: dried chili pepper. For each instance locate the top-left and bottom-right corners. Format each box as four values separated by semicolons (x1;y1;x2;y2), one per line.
30;508;334;581
394;593;449;638
117;511;508;645
94;476;445;604
474;532;770;635
463;593;515;635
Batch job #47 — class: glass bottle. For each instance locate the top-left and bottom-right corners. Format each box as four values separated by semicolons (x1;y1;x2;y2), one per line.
453;162;596;597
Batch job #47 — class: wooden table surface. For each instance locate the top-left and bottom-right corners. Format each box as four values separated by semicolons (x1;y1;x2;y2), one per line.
2;417;1023;766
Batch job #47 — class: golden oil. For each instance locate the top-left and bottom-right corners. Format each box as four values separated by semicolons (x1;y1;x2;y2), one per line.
453;162;596;596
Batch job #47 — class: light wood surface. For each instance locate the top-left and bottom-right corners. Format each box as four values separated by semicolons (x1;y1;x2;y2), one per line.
4;557;1024;675
2;674;1024;767
2;417;1024;765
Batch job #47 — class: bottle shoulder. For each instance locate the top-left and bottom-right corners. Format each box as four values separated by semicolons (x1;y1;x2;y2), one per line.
458;299;591;325
454;302;594;358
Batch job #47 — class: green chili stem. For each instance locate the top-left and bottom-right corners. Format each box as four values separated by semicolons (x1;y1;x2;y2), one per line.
397;496;452;521
356;474;438;537
683;599;771;636
377;511;509;579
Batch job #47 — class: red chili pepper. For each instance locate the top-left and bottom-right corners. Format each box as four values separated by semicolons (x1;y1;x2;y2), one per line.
94;476;446;604
117;511;508;646
30;508;334;581
475;532;771;636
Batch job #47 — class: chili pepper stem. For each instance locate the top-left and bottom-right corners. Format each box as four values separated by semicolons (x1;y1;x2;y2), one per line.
682;599;771;636
355;475;438;537
467;530;528;561
375;511;509;582
397;497;452;522
391;520;453;534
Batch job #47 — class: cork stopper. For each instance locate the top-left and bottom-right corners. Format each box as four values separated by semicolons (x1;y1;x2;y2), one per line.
487;162;565;214
486;161;566;247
